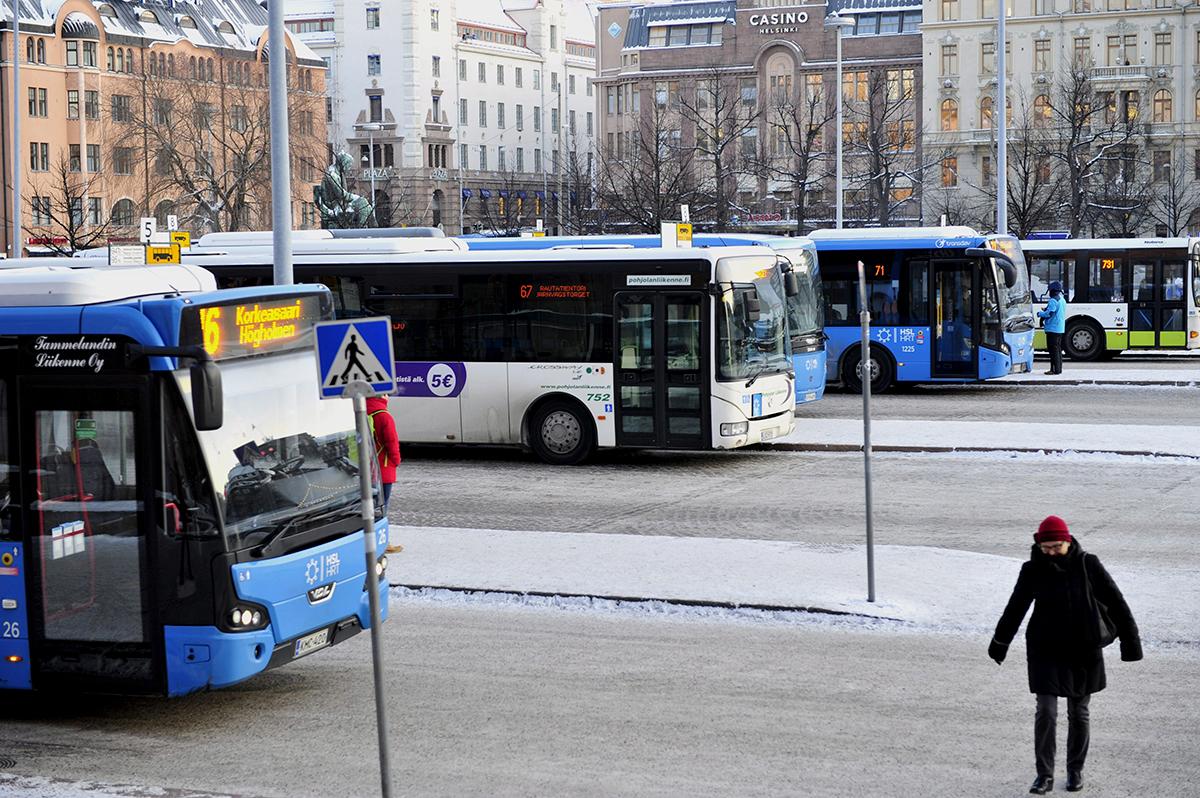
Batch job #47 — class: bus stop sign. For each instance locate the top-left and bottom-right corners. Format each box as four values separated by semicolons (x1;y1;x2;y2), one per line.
314;317;395;399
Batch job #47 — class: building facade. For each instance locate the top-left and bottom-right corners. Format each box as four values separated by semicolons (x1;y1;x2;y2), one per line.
0;0;328;256
289;0;597;234
923;0;1200;236
595;0;924;233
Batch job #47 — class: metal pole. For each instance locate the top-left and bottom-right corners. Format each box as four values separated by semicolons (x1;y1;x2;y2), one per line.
267;0;293;284
835;25;843;229
456;42;465;234
556;84;564;234
996;0;1008;235
856;260;876;603
352;390;393;798
11;0;21;257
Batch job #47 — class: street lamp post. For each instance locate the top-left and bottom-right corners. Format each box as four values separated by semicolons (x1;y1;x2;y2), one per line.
11;0;21;257
356;122;382;226
996;0;1008;235
825;13;854;229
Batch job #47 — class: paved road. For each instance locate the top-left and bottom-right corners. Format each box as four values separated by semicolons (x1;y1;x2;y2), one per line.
1;602;1196;798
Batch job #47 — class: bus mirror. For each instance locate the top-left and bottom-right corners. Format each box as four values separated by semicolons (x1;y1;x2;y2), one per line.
966;247;1018;288
784;271;801;298
191;361;224;431
997;260;1017;288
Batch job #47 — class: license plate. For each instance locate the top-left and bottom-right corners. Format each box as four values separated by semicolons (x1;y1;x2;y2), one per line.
804;392;817;402
294;627;331;659
761;428;776;441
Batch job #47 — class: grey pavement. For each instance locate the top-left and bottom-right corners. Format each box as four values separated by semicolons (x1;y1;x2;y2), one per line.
0;602;1195;798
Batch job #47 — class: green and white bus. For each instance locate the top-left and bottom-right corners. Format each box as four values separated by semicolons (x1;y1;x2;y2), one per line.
1021;238;1200;359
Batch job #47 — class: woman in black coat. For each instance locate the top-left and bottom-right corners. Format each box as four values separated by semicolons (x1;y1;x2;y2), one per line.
989;515;1142;795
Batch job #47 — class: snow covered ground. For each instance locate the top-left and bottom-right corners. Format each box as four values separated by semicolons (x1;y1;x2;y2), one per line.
999;367;1200;385
387;526;1199;648
772;418;1200;457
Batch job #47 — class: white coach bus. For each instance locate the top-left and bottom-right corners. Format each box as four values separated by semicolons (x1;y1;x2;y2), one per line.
185;239;797;464
1021;238;1200;359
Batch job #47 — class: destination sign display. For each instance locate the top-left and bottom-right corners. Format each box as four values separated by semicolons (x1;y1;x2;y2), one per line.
181;293;329;361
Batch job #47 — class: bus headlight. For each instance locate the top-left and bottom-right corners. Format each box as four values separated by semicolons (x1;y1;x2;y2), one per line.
720;421;749;437
375;556;388;579
224;602;269;632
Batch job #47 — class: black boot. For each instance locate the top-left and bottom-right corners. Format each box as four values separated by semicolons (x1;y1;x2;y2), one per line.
1066;770;1083;792
1030;774;1054;794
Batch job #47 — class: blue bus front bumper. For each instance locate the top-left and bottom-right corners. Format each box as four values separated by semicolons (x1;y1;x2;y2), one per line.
164;519;391;696
793;350;827;404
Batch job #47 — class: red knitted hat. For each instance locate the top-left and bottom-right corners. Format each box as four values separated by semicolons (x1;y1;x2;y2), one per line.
1034;515;1071;543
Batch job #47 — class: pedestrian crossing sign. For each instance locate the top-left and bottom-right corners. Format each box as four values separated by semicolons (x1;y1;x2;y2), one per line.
314;317;396;399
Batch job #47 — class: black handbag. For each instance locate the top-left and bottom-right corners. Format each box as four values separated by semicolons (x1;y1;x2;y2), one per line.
1084;556;1117;648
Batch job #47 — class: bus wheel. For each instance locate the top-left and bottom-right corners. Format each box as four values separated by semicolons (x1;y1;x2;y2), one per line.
843;347;893;394
531;400;595;465
1065;321;1103;361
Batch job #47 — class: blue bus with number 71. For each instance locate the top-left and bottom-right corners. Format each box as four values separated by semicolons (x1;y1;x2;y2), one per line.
807;227;1035;392
0;259;390;696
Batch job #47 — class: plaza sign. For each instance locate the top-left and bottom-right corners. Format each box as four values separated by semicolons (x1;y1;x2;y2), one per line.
748;11;810;33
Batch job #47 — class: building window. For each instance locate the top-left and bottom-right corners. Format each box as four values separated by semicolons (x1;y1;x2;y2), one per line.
460;143;468;169
368;54;381;75
941;157;958;187
113;147;133;175
86;144;101;173
498;146;506;171
479;145;487;170
459;58;467;80
87;197;102;225
369;94;382;122
1074;37;1092;67
367;6;380;28
516;67;523;87
85;91;99;120
498;102;506;129
569;109;576;134
842;71;868;101
885;68;915;100
1155;33;1172;65
981;155;993;185
941;44;958;76
67;89;79;119
28;87;46;117
534;105;541;132
66;41;77;66
1034;0;1052;13
1034;39;1051;72
460;98;468;126
1073;0;1091;10
534;148;542;172
551;107;559;132
1107;34;1136;66
550;24;557;50
479;62;486;83
516;104;524;130
1153;150;1171;181
83;41;96;67
516;147;524;171
586;111;593;135
940;98;959;130
980;95;995;127
497;64;504;85
112;94;132;123
432;56;440;77
431;9;439;29
533;70;540;90
1033;94;1052;125
1153;89;1172;122
479;100;487;127
569;74;576;94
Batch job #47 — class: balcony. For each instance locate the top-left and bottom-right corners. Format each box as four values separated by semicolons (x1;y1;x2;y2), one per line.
1090;65;1151;84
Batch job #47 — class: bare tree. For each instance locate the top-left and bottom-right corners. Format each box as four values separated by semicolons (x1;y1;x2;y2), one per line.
1043;66;1145;237
1146;145;1200;236
752;81;837;234
132;63;323;233
842;69;924;226
1090;144;1152;237
476;166;532;236
594;99;699;232
23;152;123;254
676;67;760;229
1004;103;1061;238
558;135;601;235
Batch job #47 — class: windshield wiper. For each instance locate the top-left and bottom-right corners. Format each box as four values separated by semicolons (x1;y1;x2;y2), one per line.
251;497;360;557
745;364;769;388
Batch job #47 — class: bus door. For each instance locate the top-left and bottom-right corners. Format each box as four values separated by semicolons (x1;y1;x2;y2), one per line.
614;291;709;449
1130;258;1187;348
19;378;160;693
931;261;977;377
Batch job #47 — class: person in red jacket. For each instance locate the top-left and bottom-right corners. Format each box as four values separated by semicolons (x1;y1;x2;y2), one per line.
366;395;401;508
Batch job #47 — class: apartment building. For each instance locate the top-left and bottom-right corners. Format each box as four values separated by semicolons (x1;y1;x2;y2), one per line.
0;0;328;256
291;0;596;234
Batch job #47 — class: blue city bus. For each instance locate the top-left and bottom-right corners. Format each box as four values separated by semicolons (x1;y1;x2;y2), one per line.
807;227;1035;392
460;233;828;404
0;260;389;696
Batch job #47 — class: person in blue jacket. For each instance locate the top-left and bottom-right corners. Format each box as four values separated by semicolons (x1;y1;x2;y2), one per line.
1038;281;1067;374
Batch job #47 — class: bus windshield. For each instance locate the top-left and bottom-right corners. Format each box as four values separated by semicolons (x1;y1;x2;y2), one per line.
717;264;791;381
782;248;823;338
991;238;1035;332
180;349;365;550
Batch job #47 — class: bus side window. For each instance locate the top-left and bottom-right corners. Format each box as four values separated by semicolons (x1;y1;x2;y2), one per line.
904;259;929;325
0;379;14;540
317;276;367;318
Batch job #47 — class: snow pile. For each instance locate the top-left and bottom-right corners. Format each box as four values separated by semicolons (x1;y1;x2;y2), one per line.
388;526;1199;647
999;367;1200;386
